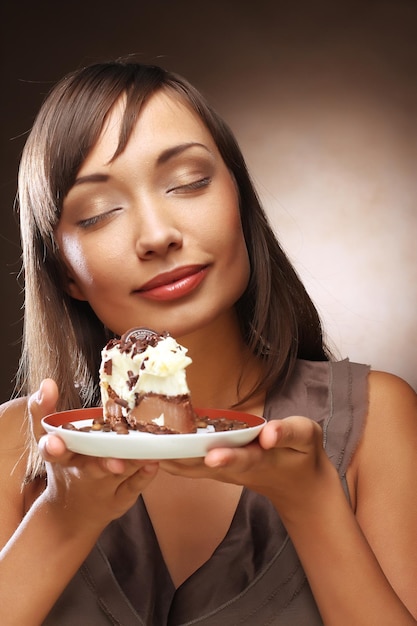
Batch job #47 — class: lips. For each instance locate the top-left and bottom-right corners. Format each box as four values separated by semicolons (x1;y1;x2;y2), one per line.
136;265;208;301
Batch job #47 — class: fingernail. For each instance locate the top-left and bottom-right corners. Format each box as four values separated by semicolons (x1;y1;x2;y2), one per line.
143;463;158;474
206;457;226;468
36;380;46;404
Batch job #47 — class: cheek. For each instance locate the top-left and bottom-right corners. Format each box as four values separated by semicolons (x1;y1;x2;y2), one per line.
58;233;126;301
214;204;250;293
59;235;95;286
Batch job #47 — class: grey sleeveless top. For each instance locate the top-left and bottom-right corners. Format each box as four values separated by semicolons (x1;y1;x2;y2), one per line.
43;359;369;625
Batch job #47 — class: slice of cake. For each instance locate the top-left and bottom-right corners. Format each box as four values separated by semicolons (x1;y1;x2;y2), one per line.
99;327;197;434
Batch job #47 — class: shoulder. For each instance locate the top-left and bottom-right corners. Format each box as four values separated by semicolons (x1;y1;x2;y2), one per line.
366;370;417;442
348;370;417;506
0;397;47;543
0;397;31;542
0;396;29;448
0;396;29;481
361;369;416;450
368;369;417;411
348;371;417;612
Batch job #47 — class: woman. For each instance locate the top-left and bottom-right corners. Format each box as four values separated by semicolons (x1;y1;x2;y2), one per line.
0;61;416;625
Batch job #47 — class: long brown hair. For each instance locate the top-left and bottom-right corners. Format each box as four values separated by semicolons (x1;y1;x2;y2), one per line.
17;60;330;479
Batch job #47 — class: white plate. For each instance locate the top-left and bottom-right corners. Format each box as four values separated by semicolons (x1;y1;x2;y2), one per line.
42;407;265;459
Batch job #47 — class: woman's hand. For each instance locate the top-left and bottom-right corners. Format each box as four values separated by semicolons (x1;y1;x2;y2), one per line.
29;379;159;533
160;415;332;511
0;381;159;625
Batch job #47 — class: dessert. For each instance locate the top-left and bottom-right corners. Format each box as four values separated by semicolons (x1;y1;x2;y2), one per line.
100;327;197;434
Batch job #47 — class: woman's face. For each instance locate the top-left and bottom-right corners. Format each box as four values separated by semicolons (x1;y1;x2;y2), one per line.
56;90;250;338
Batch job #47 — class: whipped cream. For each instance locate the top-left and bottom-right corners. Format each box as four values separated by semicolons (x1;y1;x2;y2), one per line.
100;332;192;414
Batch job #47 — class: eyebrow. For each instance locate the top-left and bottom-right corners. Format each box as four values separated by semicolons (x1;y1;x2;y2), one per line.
156;142;212;165
73;173;109;187
73;142;213;187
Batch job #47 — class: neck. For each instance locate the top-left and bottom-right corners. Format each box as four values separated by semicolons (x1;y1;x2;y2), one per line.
177;312;265;414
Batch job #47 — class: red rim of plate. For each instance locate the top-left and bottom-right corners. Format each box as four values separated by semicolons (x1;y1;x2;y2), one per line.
43;406;265;429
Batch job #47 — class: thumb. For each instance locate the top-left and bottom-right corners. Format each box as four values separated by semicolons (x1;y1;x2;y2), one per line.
28;378;60;441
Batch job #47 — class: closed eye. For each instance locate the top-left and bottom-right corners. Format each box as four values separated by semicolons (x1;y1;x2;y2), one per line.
168;177;211;194
77;208;122;229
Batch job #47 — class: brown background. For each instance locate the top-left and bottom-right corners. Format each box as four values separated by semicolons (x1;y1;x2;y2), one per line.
1;0;416;402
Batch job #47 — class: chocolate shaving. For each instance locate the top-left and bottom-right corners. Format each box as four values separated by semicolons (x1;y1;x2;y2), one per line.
114;398;129;408
103;359;112;375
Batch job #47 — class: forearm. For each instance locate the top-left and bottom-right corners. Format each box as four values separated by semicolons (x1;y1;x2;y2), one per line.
274;465;416;626
0;491;105;626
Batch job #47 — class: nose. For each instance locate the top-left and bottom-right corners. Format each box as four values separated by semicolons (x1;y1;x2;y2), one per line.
135;203;183;260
